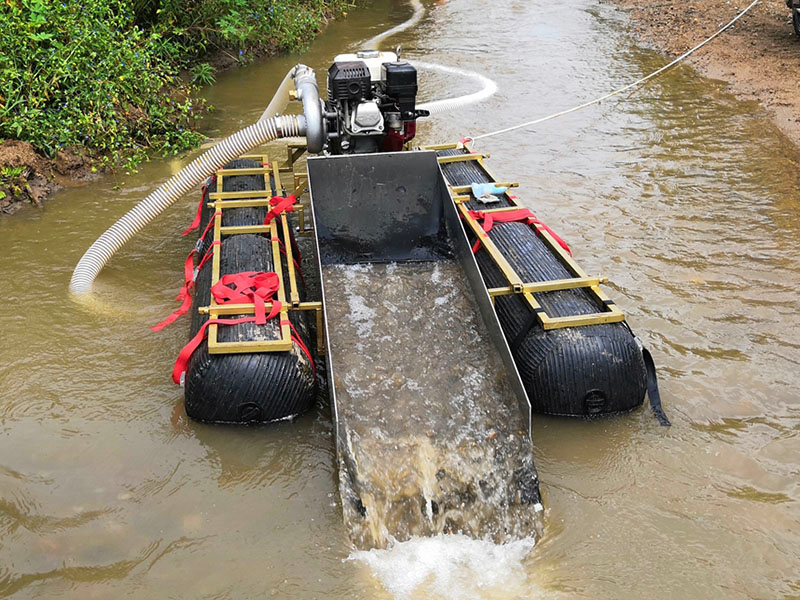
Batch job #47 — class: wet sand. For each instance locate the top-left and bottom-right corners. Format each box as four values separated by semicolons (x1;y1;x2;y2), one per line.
609;0;800;148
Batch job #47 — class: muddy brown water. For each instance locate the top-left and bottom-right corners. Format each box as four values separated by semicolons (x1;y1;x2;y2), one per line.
1;0;799;598
323;262;541;550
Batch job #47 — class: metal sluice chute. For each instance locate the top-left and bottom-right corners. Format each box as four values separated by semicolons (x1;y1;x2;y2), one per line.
308;151;540;548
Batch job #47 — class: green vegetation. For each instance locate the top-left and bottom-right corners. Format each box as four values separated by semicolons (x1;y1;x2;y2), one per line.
134;0;352;59
0;0;354;175
0;166;26;204
0;0;203;168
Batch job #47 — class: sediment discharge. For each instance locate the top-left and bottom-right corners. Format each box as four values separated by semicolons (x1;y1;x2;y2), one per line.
323;261;543;549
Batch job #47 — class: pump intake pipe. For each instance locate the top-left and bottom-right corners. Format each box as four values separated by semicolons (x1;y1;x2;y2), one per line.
70;65;325;294
259;64;325;150
292;64;325;154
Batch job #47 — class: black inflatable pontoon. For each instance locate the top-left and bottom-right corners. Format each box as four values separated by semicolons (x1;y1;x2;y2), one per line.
164;145;663;424
433;143;649;417
181;158;317;424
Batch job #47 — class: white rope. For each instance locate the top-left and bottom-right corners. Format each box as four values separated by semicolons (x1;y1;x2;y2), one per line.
471;0;760;142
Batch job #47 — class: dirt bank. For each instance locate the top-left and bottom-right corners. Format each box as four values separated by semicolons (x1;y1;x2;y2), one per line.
0;141;96;215
611;0;800;147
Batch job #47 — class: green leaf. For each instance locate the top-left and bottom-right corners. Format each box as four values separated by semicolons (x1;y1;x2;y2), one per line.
29;32;54;42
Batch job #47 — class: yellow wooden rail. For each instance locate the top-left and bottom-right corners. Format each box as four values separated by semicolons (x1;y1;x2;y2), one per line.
437;153;491;164
433;142;626;331
203;153;308;354
487;277;607;297
449;182;518;194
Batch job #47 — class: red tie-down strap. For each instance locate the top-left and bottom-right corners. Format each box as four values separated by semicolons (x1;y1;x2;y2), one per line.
263;195;303;266
171;314;317;385
172;316;260;384
280;319;316;379
151;237;220;332
193;208;220;251
170;273;317;385
264;194;305;285
263;195;296;225
182;175;217;236
467;207;572;256
209;271;282;325
171;270;280;384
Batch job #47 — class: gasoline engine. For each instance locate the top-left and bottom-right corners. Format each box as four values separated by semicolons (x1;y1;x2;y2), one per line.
323;51;428;154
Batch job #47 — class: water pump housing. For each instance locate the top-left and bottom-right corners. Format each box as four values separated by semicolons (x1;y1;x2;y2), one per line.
324;51;428;154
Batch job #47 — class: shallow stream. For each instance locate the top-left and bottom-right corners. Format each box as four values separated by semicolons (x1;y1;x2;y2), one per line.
1;0;799;598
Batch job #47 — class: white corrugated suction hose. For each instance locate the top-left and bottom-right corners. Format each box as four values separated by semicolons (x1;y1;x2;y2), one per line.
363;0;424;48
69;115;303;293
360;0;497;117
415;61;498;115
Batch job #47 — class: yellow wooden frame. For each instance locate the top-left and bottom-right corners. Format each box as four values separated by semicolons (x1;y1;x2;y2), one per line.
433;146;626;331
201;153;322;354
437;152;491;164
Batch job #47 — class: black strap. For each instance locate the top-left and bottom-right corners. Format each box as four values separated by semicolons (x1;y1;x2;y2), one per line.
509;308;542;353
642;347;671;426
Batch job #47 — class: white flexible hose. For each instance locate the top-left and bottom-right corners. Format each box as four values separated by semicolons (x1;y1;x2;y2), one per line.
415;61;498;115
362;0;497;116
363;0;424;49
69;115;303;293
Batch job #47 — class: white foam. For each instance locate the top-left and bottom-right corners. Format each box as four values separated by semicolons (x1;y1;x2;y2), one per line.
345;293;377;337
350;534;540;600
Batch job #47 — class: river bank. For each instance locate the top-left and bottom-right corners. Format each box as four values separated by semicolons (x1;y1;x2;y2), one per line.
0;142;95;213
610;0;800;148
0;0;356;215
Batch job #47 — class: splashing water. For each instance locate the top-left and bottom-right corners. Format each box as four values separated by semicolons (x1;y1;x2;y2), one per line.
350;534;545;600
322;262;543;550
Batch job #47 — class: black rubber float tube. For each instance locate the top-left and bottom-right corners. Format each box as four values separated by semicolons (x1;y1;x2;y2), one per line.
181;159;317;424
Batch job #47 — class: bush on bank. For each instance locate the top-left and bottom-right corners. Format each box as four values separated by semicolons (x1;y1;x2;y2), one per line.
0;0;353;179
134;0;352;62
0;0;202;167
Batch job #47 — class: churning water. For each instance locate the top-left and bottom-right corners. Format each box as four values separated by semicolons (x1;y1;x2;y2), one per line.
350;534;541;600
323;262;542;550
